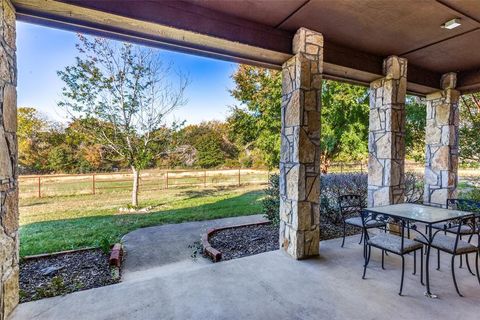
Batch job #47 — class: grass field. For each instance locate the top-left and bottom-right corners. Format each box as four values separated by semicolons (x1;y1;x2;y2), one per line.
19;168;270;198
19;185;265;257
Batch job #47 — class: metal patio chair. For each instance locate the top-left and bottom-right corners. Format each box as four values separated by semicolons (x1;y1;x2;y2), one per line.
430;199;480;273
339;194;385;247
361;211;424;296
415;216;480;296
431;199;480;234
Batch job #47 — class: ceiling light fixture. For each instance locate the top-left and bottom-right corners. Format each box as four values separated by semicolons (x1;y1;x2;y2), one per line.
441;18;461;30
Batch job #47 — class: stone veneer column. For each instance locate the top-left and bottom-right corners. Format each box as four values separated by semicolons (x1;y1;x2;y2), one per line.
279;28;322;259
424;73;459;207
0;0;18;318
368;56;407;207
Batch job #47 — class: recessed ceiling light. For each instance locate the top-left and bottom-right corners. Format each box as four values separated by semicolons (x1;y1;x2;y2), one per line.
441;18;461;30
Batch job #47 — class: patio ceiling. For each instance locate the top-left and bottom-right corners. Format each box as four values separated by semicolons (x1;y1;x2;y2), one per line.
13;0;480;95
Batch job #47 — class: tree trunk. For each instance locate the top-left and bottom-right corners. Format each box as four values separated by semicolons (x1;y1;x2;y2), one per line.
320;154;330;174
131;166;139;207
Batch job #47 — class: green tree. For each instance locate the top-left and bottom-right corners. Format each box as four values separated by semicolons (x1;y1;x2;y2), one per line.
228;66;374;172
47;145;75;172
17;107;59;173
173;121;238;168
227;65;282;169
459;93;480;163
320;80;369;172
58;35;189;206
405;96;426;162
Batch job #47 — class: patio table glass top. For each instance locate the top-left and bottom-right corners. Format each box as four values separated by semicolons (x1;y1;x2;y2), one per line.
365;203;474;224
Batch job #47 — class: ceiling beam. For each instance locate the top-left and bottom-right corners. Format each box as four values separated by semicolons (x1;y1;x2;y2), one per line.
457;69;480;93
13;0;442;95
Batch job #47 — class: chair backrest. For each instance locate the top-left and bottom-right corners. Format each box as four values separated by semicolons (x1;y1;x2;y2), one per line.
360;209;407;250
338;194;362;218
449;215;480;252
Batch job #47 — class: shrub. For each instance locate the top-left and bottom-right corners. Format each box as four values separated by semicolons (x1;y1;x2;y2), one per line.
465;188;480;202
459;178;480;204
404;171;424;203
261;171;426;227
320;172;424;224
262;173;280;226
320;173;367;224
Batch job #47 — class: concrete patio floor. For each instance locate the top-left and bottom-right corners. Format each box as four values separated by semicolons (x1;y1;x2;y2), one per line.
11;224;480;320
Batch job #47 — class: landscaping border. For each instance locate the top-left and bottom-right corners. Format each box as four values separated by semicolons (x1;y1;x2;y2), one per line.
201;221;271;262
22;244;124;281
22;247;98;261
22;244;124;265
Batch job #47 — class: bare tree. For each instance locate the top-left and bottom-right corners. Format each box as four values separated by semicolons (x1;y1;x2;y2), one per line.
58;35;189;206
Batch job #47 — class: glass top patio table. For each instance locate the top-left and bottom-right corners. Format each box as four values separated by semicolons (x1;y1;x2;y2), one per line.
364;203;474;224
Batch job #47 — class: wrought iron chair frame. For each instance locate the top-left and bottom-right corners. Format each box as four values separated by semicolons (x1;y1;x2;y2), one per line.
339;194;386;248
360;211;424;296
430;199;480;274
415;215;480;296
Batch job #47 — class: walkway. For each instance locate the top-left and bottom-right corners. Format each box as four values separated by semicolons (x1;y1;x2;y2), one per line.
121;214;267;282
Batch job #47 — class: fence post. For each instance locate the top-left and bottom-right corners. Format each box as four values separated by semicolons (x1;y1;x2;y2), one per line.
238;168;241;186
38;176;41;198
204;170;207;187
341;163;344;173
92;173;96;195
166;171;169;189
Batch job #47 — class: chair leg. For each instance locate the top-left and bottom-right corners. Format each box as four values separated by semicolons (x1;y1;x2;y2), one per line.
437;249;441;270
382;225;389;257
451;255;463;297
459;237;463;268
399;255;405;296
382;250;385;270
413;251;416;275
424;225;428;256
465;253;476;276
362;245;371;280
420;247;424;286
476;251;480;286
358;228;364;245
341;221;346;248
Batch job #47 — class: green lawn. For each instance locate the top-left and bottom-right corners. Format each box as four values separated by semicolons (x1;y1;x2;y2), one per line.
19;185;265;257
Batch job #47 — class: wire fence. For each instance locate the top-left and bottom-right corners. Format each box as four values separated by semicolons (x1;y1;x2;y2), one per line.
328;161;480;176
18;162;480;199
18;168;271;199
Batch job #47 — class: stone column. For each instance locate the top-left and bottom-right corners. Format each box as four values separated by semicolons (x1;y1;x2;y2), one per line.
424;73;459;207
0;0;18;318
367;56;407;207
279;28;322;259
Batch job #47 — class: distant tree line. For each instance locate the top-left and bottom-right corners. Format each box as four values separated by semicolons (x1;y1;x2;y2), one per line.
18;66;480;175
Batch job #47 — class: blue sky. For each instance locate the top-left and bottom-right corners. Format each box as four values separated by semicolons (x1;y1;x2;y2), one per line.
17;21;239;124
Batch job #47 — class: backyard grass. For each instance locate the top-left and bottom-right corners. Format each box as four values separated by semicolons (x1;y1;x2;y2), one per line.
19;185;265;257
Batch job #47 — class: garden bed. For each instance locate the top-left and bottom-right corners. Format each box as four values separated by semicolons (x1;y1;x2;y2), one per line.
208;223;279;261
20;248;119;303
319;217;361;241
206;219;361;262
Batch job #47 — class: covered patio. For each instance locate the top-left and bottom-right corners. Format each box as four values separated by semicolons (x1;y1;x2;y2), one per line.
1;0;480;318
11;235;480;319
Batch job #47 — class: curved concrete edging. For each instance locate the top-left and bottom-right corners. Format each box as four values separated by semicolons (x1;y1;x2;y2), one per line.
202;221;272;262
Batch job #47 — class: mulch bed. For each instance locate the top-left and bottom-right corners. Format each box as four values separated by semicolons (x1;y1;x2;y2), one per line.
320;217;362;241
20;249;119;303
209;224;279;261
207;219;361;262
